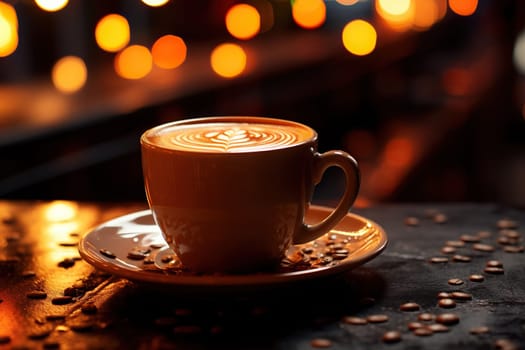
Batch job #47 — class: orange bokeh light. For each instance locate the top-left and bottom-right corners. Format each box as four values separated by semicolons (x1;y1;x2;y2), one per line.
210;43;247;78
0;1;18;57
152;35;187;69
115;45;152;80
225;3;261;40
95;14;130;53
448;0;477;16
292;0;326;30
375;0;415;32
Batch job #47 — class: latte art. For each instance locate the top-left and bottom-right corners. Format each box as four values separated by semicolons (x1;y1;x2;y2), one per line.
150;122;313;153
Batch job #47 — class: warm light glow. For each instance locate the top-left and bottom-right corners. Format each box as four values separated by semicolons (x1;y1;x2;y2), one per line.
141;0;169;7
95;14;130;53
34;0;68;12
226;4;261;40
442;67;472;96
436;0;448;21
384;137;415;168
292;0;326;30
448;0;477;16
513;29;525;74
115;45;152;80
336;0;359;5
210;43;247;78
44;201;78;222
52;56;87;93
342;19;377;56
152;35;187;69
412;0;439;30
0;1;17;57
377;0;411;16
375;0;415;31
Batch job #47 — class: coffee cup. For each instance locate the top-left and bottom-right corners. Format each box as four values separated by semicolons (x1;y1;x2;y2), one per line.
140;116;360;273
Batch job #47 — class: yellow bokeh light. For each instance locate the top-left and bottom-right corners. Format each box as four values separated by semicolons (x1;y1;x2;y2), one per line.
152;35;187;69
292;0;326;30
377;0;411;16
375;0;415;31
52;56;87;93
44;201;78;222
225;4;261;40
342;19;377;56
210;43;247;79
34;0;68;12
0;1;18;57
448;0;477;16
115;45;152;80
141;0;169;7
95;14;130;53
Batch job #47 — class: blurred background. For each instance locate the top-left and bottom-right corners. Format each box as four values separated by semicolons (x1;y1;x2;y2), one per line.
0;0;524;208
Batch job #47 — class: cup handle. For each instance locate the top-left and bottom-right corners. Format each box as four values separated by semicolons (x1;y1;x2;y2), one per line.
293;150;360;244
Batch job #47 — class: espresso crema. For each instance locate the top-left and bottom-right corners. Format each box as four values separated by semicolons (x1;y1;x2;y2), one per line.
146;121;314;153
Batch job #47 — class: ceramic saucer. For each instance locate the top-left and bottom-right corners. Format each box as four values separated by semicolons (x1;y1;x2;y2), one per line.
78;205;387;289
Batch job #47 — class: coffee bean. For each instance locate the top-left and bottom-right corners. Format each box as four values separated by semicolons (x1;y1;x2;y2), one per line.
27;291;47;299
342;316;367;325
436;313;459;325
417;313;435;322
382;331;402;343
451;292;472;301
473;243;495;252
497;236;514;245
0;335;11;344
400;302;420;311
503;246;524;253
500;229;520;239
460;234;481;243
150;243;165;249
52;296;73;305
469;274;485;282
161;255;174;263
441;246;456;254
59;241;78;247
430;257;449;263
484;267;504;274
21;270;36;278
494;338;518;350
486;260;503;267
427;323;450;332
448;278;464;286
404;217;420;226
367;314;389;323
127;250;148;260
437;292;452;299
446;240;465;247
469;326;490;334
310;338;333;348
413;327;433;336
99;249;116;259
433;213;448;224
58;258;75;269
452;254;471;262
497;219;518;229
301;247;314;255
438;298;456;308
408;322;425;330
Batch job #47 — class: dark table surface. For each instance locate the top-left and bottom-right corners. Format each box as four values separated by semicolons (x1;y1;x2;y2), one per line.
0;200;524;350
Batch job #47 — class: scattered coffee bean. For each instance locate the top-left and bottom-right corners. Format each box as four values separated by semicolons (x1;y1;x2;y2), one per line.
400;302;420;311
433;213;448;224
497;236;514;245
417;313;435;322
150;243;165;249
437;292;452;299
469;274;485;282
497;219;518;229
99;249;116;259
310;338;333;348
436;313;459;325
143;257;155;264
21;270;36;278
0;335;11;344
367;314;389;323
127;250;148;260
438;298;456;308
500;229;520;239
342;316;367;325
448;278;464;286
473;243;495;252
503;246;524;253
484;266;504;274
59;241;78;247
408;322;425;330
451;292;472;301
460;234;481;243
430;257;449;263
469;326;490;334
413;327;433;336
446;240;465;247
486;260;503;268
382;331;402;343
27;291;47;299
452;254;471;262
441;246;456;254
52;296;73;305
427;323;450;332
161;255;175;263
58;258;75;269
494;338;518;350
404;217;420;226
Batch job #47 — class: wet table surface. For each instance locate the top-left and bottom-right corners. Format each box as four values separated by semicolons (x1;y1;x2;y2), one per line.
0;200;524;350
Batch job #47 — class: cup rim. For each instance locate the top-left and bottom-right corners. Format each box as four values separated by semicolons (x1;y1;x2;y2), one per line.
140;116;318;154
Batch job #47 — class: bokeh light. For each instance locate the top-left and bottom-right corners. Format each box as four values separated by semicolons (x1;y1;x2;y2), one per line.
115;45;152;80
141;0;169;7
292;0;326;30
0;1;18;57
412;0;439;31
375;0;415;31
52;56;87;93
95;14;130;53
225;4;261;40
34;0;68;12
336;0;359;5
448;0;477;17
513;29;525;75
342;19;377;56
152;34;187;69
442;67;472;96
210;43;247;78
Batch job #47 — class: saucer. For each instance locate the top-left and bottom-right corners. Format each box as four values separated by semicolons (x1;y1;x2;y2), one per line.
78;205;387;289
